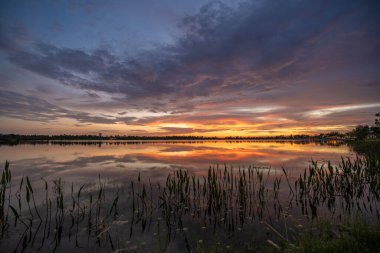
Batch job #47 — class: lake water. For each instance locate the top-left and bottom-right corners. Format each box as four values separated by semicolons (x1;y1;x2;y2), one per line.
2;140;371;252
0;140;353;185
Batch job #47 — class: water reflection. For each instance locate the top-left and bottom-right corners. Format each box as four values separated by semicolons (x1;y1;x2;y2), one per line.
0;141;377;253
0;141;353;186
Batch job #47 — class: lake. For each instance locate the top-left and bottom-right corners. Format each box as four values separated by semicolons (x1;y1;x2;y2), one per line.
2;140;375;252
0;140;352;185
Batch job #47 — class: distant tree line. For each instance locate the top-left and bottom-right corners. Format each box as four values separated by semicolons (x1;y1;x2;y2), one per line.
0;133;347;144
348;113;380;140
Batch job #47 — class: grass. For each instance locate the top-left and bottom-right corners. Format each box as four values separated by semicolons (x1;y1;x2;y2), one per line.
192;217;380;253
286;217;380;253
349;139;380;159
0;164;121;252
295;156;380;218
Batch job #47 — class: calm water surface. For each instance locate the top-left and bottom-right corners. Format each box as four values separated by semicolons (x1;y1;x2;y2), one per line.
0;140;353;185
1;140;363;252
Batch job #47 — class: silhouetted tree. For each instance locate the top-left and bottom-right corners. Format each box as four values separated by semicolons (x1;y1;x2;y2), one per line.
351;125;370;140
371;113;380;137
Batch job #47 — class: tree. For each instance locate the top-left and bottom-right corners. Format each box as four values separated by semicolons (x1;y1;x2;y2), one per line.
371;113;380;138
351;125;370;140
375;113;380;127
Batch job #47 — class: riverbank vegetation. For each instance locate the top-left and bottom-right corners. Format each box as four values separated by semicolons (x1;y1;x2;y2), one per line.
193;217;380;253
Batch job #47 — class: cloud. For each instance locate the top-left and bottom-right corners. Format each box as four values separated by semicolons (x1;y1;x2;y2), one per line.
3;1;377;110
0;0;379;134
0;90;137;125
305;103;380;118
0;23;31;53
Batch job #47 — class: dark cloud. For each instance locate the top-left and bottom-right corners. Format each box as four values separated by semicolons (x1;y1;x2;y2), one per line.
2;0;378;112
0;90;138;125
86;91;100;99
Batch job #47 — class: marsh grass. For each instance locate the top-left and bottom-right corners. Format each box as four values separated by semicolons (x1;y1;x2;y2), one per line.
294;218;380;253
349;140;380;159
192;216;380;253
295;156;380;218
280;216;380;253
0;165;122;252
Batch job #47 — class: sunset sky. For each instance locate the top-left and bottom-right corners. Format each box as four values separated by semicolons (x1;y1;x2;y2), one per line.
0;0;379;136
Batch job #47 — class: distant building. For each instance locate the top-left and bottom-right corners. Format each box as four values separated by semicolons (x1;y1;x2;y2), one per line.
368;128;377;139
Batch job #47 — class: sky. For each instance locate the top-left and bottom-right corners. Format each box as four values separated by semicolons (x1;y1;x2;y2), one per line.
0;0;379;137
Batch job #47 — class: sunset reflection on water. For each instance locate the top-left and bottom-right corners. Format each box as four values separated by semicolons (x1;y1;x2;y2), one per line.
0;140;353;186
